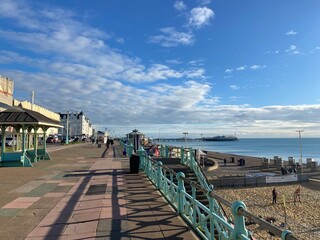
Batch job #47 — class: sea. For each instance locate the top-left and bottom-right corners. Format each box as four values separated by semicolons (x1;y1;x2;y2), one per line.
153;138;320;164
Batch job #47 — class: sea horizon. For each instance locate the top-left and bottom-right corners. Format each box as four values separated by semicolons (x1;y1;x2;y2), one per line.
152;138;320;164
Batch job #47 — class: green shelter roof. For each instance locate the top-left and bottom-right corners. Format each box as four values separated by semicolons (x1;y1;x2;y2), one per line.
0;106;62;128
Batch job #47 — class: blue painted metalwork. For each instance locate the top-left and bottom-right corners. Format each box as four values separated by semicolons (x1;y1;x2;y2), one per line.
121;141;298;240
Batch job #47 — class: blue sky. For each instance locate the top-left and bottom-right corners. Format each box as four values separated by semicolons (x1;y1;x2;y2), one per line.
0;0;320;138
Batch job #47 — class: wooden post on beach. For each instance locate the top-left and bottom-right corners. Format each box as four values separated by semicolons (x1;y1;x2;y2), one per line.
283;194;287;226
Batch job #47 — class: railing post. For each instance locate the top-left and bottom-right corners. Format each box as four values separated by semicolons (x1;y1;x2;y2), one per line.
137;146;146;170
208;191;215;240
281;230;293;240
231;201;248;239
157;161;163;189
176;172;186;214
146;156;150;177
165;145;169;158
160;145;165;157
128;143;134;157
190;148;194;170
180;147;185;165
125;144;128;157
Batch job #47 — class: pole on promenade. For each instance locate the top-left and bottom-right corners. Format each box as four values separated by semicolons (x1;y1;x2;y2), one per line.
183;132;188;149
66;111;69;144
296;130;304;173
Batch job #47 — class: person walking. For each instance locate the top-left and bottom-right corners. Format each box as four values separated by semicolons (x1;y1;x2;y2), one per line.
106;138;111;149
272;187;278;204
294;186;301;203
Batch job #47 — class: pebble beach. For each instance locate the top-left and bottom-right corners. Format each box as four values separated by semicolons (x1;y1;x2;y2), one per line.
205;151;320;240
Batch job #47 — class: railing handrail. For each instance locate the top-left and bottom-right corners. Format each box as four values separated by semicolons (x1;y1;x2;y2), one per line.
123;142;298;240
178;171;298;240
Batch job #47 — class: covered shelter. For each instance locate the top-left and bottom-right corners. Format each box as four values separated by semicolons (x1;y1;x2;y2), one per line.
0;106;62;167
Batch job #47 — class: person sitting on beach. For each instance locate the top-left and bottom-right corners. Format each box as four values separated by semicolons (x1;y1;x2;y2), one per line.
272;187;278;204
294;186;301;203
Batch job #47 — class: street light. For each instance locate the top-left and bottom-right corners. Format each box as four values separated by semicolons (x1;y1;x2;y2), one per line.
183;132;188;148
296;130;304;173
66;111;70;144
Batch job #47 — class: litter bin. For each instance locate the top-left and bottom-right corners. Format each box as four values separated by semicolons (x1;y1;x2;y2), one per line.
130;154;140;173
239;158;244;166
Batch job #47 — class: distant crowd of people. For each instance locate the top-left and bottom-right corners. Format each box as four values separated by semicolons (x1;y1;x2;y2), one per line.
91;138;114;149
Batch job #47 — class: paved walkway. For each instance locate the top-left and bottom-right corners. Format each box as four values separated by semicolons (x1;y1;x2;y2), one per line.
0;143;199;239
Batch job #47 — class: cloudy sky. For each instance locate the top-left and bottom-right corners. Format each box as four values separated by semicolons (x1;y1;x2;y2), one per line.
0;0;320;138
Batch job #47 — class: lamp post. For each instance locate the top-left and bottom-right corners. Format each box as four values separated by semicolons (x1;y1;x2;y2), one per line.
66;111;70;144
183;132;188;149
296;130;304;173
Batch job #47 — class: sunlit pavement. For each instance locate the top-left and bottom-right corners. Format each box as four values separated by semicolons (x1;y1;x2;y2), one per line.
0;143;199;239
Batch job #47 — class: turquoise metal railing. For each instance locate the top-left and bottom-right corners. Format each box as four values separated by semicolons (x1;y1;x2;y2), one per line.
137;146;249;239
178;146;228;222
122;142;297;240
120;141;134;157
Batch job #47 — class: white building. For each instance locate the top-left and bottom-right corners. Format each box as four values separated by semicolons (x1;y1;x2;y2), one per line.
0;76;14;111
0;76;60;135
58;111;93;139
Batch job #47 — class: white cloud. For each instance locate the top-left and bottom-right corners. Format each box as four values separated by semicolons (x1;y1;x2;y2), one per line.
188;7;214;29
149;27;194;47
188;59;204;66
166;59;182;65
116;37;125;44
230;85;239;90
225;68;233;73
286;30;297;35
286;45;300;54
250;65;266;70
174;1;187;11
236;65;246;71
185;68;205;78
1;1;319;138
0;17;202;83
286;45;297;52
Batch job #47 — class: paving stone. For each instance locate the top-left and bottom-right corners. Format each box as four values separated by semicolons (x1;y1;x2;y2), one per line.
51;185;72;193
0;208;23;217
0;144;199;240
24;183;58;197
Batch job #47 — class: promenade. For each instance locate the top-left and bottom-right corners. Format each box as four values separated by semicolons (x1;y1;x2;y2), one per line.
0;143;199;240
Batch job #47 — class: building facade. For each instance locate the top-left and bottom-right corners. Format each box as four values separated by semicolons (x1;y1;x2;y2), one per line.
0;76;14;111
58;111;93;139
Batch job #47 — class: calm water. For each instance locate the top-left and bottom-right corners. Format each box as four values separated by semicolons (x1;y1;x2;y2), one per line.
154;138;320;163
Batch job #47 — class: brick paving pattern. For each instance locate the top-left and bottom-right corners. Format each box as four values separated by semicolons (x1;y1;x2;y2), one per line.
0;143;199;240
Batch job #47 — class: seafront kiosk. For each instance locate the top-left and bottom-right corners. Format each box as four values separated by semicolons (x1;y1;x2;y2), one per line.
0;106;62;167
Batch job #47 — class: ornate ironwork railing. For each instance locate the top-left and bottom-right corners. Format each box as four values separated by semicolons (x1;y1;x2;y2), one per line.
122;142;297;240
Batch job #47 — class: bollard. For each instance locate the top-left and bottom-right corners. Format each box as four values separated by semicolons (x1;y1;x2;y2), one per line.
177;172;186;214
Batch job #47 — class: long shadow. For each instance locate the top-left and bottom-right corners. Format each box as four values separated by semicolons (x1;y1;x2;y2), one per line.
110;169;122;240
122;173;194;239
43;169;95;239
101;147;109;158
